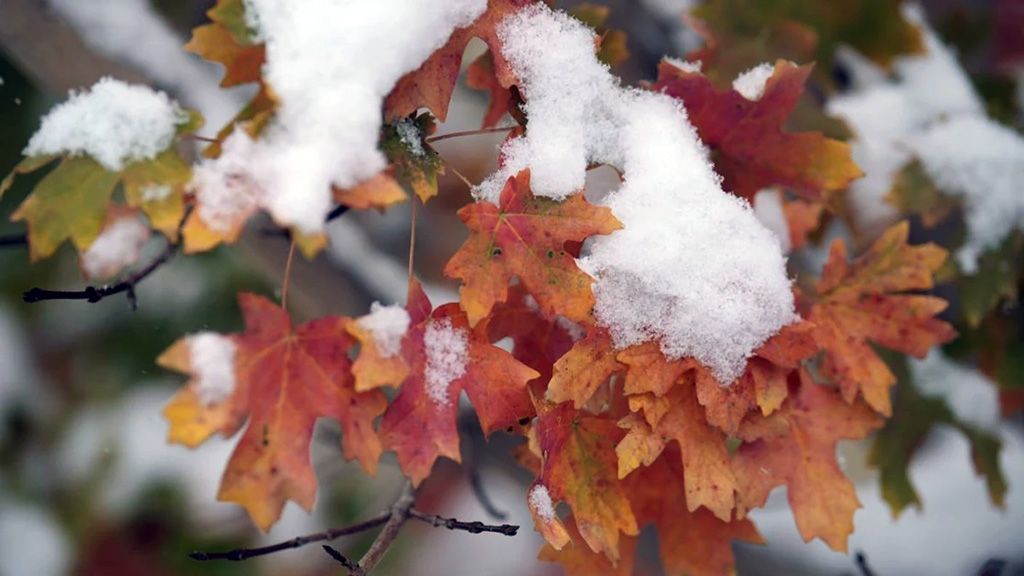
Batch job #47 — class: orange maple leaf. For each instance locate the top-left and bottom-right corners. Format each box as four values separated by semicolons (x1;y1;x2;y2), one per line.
653;59;862;201
445;170;621;327
529;402;638;563
379;281;539;485
186;0;265;87
809;222;957;415
546;327;623;408
159;294;386;531
733;369;882;551
484;284;577;387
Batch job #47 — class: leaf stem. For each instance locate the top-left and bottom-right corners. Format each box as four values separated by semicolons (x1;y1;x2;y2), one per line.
425;125;517;144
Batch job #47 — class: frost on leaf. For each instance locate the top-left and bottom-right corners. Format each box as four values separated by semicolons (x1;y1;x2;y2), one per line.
159;294;387;531
379;281;538;485
809;222;956;416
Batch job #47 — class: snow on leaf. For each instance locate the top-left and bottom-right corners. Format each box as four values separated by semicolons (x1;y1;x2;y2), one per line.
159;294;387;531
533;402;638;562
810;221;957;415
654;59;862;201
445;170;621;327
733;370;882;552
78;209;151;280
379;281;538;485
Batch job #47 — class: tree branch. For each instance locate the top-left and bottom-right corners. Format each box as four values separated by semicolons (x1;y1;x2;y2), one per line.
323;545;365;574
0;234;28;248
354;481;417;574
22;207;192;309
189;513;391;562
408;510;518;536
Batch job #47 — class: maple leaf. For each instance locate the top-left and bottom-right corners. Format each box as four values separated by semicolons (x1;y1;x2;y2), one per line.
159;294;386;531
654;59;862;201
3;113;197;262
529;402;638;563
379;281;539;485
870;353;1006;517
732;369;882;551
568;4;631;69
445;170;621;327
384;0;536;122
546;328;622;408
538;515;635;576
466;52;521;128
484;284;577;387
628;451;763;576
186;0;265;87
809;221;957;415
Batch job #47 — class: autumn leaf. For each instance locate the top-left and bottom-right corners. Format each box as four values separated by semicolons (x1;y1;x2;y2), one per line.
378;113;445;204
733;369;882;551
546;328;622;408
159;294;387;531
810;221;957;415
654;59;862;201
628;451;762;576
870;353;1006;517
186;0;265;87
538;516;635;576
445;170;621;326
379;281;539;485
485;284;577;387
530;402;638;562
568;4;631;68
385;0;536;122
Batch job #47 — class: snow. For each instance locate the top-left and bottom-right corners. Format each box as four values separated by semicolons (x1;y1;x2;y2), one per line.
396;117;426;158
188;333;237;406
827;6;1024;269
357;302;411;358
190;130;263;233
483;6;795;383
908;116;1024;272
140;183;172;202
47;0;244;129
909;350;1001;433
663;56;701;74
528;484;556;521
733;63;775;101
24;77;187;171
753;189;792;253
193;0;487;233
80;214;151;279
0;502;71;576
423;319;469;406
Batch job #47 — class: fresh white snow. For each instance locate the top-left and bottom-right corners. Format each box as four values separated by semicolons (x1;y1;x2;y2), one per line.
423;318;469;406
482;6;795;384
753;189;792;253
188;333;237;406
357;302;411;358
192;0;487;233
140;183;173;203
24;77;187;171
733;63;775;101
828;6;1024;271
909;350;1001;433
80;214;151;279
528;484;556;521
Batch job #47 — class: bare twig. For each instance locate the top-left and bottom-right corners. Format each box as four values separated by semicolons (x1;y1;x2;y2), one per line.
425;125;517;144
190;513;391;562
0;234;28;248
22;207;193;309
855;550;877;576
355;481;417;574
409;510;518;536
323;545;365;575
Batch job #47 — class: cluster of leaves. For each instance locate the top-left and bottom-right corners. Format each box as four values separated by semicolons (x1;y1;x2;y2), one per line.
2;0;1019;574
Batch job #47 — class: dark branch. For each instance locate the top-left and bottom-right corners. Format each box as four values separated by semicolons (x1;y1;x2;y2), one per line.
356;481;416;574
262;204;351;238
322;545;365;575
855;551;877;576
22;206;193;309
0;234;28;248
409;510;518;536
189;513;391;562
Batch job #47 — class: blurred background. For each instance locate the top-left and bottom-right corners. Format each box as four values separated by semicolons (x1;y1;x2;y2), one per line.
0;1;1022;575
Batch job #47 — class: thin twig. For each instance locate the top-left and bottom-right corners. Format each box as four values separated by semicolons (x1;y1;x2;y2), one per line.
425;125;517;144
22;206;193;309
440;159;475;190
189;513;391;562
0;233;28;248
323;545;364;575
855;551;877;576
356;481;417;574
407;201;417;282
182;133;219;143
262;204;351;238
280;239;296;309
408;510;518;536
